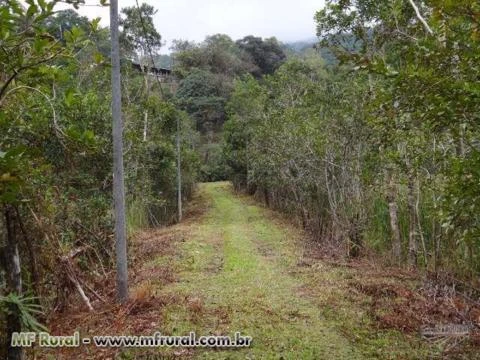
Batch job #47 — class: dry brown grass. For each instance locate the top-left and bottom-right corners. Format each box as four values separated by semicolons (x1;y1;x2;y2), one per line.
37;189;211;360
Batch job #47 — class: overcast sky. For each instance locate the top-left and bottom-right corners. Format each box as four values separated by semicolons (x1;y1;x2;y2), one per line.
59;0;325;53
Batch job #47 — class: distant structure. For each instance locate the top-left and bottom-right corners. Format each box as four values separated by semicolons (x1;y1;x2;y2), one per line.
130;61;172;81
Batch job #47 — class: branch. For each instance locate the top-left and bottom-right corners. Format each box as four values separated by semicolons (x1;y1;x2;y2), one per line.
61;247;94;311
0;70;18;101
0;47;64;103
67;271;94;311
407;0;434;35
0;85;67;147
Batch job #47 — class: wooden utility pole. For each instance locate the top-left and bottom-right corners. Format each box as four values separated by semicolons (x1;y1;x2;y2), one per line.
176;115;182;221
110;0;128;302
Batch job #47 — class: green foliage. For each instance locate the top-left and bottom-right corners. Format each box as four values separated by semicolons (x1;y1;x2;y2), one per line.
200;143;228;182
0;147;25;203
120;3;162;58
236;36;286;76
0;294;47;332
224;0;480;279
123;88;200;225
43;9;91;41
440;151;480;272
171;33;287;182
0;3;199;352
223;75;265;189
176;69;222;99
172;36;253;181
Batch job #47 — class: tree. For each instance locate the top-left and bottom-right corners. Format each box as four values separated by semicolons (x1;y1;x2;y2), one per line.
224;0;479;278
175;69;225;134
0;3;200;357
43;9;90;40
0;0;87;357
223;75;265;189
120;3;162;61
171;34;264;181
236;36;286;76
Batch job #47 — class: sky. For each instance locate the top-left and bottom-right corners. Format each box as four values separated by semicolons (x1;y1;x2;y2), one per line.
58;0;325;53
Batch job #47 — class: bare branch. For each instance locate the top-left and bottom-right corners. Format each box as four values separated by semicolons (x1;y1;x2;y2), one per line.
407;0;434;35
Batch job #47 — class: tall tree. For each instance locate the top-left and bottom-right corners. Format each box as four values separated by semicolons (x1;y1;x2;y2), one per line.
43;9;90;40
120;2;162;61
236;36;286;76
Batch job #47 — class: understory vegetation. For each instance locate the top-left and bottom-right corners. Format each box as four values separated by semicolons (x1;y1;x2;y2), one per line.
0;1;199;357
223;0;480;282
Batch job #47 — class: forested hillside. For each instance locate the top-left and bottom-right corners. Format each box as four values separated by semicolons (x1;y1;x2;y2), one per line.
171;34;286;181
1;0;479;359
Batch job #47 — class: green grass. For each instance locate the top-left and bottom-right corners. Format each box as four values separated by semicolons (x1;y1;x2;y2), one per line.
120;182;433;359
126;198;149;236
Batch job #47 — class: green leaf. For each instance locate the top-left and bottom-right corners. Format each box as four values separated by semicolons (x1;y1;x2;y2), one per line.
90;17;101;31
33;38;49;53
26;4;38;18
9;1;24;15
0;294;48;332
65;88;76;107
37;0;47;10
93;51;104;64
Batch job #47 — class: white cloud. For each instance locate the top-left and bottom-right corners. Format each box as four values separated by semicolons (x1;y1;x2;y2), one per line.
57;0;324;53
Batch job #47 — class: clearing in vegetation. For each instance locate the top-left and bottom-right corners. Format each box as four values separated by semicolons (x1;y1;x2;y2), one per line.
41;182;478;359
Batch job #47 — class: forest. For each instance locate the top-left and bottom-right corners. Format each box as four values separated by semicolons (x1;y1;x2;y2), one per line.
0;0;479;359
225;0;480;274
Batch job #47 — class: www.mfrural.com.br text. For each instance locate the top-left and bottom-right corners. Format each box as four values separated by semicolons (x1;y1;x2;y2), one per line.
11;331;252;348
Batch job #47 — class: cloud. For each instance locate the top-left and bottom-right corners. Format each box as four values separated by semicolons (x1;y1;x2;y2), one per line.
57;0;324;53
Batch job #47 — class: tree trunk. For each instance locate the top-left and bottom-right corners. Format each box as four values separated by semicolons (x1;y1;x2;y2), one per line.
176;115;182;222
386;173;402;262
15;207;40;299
5;206;24;360
348;214;362;258
456;125;471;266
415;179;428;266
143;111;148;142
142;68;149;142
407;172;418;267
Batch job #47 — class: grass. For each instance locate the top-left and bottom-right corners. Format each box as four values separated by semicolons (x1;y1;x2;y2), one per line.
38;181;472;360
126;198;149;236
120;182;433;359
